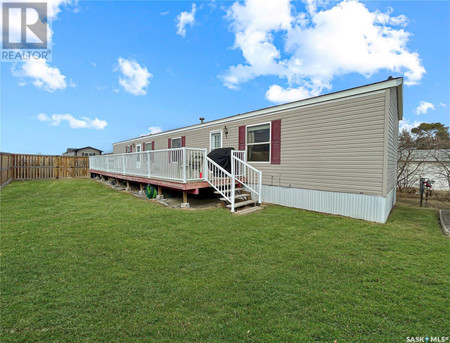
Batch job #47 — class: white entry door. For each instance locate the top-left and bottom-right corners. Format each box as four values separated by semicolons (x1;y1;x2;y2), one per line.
136;144;141;168
210;131;222;151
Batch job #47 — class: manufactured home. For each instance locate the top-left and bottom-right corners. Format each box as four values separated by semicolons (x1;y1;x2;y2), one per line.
90;77;403;223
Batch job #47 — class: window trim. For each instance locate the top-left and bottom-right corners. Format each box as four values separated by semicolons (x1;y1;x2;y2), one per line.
246;121;271;163
209;130;223;152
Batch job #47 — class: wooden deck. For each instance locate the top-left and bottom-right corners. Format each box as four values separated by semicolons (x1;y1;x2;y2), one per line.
90;169;211;194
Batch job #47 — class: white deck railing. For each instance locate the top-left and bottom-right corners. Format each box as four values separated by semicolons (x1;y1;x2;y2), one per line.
232;151;262;204
206;157;235;211
90;148;262;211
89;147;207;183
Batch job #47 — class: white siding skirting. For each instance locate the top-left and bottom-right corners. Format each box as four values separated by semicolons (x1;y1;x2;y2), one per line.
261;185;396;223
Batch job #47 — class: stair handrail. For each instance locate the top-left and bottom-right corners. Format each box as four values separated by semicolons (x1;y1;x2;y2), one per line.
231;154;262;204
205;156;235;211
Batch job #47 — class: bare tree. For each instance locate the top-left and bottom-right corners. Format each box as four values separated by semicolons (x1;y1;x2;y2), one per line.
397;129;429;191
430;149;450;188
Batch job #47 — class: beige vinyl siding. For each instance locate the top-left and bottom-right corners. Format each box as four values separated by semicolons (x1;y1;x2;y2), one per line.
114;90;389;196
385;88;399;194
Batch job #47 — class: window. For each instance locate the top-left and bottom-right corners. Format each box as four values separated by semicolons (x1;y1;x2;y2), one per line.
210;131;222;151
171;138;181;162
145;142;153;151
171;137;181;149
247;123;270;162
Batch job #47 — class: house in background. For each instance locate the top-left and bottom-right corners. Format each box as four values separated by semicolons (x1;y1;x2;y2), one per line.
398;149;450;191
63;147;102;157
91;77;403;223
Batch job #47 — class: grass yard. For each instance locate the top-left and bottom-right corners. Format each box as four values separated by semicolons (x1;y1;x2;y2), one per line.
1;179;449;342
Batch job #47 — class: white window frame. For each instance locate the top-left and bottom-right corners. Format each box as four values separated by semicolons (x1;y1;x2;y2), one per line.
209;130;223;152
171;137;182;163
246;122;271;163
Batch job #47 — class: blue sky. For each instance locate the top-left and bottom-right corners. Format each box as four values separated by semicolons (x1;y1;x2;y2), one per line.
1;0;449;154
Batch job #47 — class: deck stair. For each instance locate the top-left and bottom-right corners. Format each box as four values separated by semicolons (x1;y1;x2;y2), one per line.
215;188;257;210
206;152;262;213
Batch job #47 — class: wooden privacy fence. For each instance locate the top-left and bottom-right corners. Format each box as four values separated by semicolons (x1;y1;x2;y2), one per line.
0;153;90;187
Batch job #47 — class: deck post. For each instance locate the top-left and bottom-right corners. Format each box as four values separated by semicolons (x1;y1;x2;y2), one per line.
182;147;187;183
156;186;164;199
230;155;236;213
181;191;190;208
139;183;144;194
258;170;262;204
203;149;208;181
126;180;130;191
122;154;126;175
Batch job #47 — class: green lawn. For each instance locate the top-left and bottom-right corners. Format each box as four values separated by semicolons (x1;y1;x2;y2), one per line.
1;179;449;342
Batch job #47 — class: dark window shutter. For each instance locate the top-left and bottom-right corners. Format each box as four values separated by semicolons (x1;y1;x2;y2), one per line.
130;145;132;153
271;119;281;164
168;138;171;162
181;136;186;147
238;126;246;151
151;141;155;162
142;142;145;151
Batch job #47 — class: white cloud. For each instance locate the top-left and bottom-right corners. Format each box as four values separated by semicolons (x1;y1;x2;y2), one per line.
439;102;447;108
147;126;162;134
37;113;108;130
12;59;69;92
160;11;169;16
116;57;152;96
266;84;321;103
399;119;421;132
222;0;291;89
176;3;196;37
415;101;435;115
222;0;426;103
140;126;163;136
